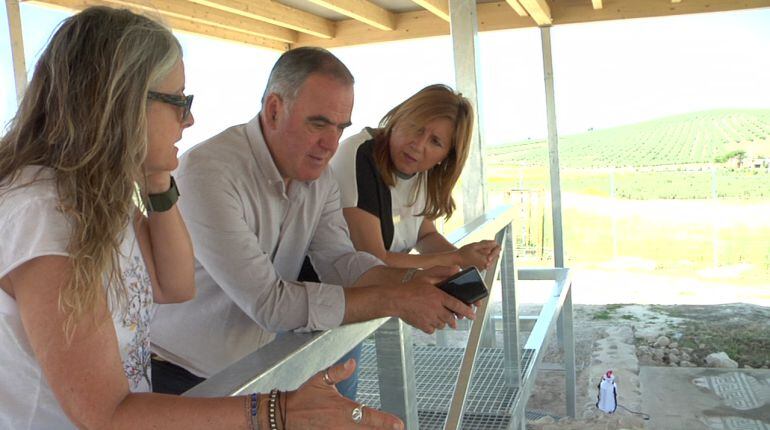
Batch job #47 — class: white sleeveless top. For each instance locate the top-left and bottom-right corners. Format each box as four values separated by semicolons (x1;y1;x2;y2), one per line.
0;166;153;429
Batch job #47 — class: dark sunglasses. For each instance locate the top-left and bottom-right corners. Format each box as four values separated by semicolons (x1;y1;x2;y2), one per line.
147;91;194;122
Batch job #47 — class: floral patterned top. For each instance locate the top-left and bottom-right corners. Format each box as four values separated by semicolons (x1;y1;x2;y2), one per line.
0;166;153;429
111;231;154;392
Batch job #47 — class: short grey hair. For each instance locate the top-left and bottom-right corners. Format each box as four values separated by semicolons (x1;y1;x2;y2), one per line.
261;47;354;105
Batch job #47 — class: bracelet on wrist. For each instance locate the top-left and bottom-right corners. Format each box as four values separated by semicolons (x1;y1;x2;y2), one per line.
244;393;260;430
268;389;279;430
401;267;420;284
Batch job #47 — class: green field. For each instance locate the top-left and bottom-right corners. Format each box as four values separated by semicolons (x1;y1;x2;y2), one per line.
487;166;770;200
486;109;770;169
479;109;770;284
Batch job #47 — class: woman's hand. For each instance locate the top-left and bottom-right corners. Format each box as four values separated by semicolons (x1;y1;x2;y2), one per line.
285;359;403;429
456;240;501;270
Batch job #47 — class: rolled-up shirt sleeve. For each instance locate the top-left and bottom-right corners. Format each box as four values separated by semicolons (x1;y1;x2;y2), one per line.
307;178;384;288
177;165;345;332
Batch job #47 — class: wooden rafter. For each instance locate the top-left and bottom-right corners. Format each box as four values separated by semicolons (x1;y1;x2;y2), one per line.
6;0;27;102
101;0;296;42
505;0;529;16
294;2;523;49
188;0;335;38
592;0;602;9
308;0;396;31
26;0;770;50
518;0;552;25
411;0;450;22
27;0;289;50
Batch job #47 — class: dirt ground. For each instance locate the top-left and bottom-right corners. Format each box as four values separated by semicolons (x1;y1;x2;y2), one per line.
523;302;770;429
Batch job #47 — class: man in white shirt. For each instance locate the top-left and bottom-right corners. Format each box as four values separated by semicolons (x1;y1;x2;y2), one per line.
151;47;475;396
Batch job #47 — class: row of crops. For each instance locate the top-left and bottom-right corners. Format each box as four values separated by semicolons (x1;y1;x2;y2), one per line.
486;109;770;169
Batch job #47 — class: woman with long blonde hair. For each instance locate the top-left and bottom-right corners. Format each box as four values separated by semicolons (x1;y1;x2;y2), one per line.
0;6;401;429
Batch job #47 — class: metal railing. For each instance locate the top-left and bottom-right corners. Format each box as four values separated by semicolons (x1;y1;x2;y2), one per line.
184;205;575;430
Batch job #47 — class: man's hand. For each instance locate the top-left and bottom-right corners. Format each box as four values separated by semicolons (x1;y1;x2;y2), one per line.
395;278;475;334
411;265;460;284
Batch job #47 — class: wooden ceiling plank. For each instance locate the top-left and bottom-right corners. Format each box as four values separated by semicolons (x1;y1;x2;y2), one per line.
551;0;769;24
165;15;288;50
26;0;289;50
293;2;531;49
188;0;335;38
505;0;529;16
308;0;396;31
103;0;297;42
518;0;552;25
411;0;450;22
592;0;602;9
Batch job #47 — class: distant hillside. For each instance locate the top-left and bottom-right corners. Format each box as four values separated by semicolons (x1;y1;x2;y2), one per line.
486;109;770;168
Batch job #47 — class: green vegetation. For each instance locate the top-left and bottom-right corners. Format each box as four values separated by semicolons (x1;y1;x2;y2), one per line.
592;304;626;320
487;166;770;200
486;109;770;169
479;109;770;283
714;150;746;164
648;305;770;368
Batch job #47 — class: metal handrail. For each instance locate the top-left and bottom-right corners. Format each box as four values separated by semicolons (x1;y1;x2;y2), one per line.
183;204;576;430
185;205;517;398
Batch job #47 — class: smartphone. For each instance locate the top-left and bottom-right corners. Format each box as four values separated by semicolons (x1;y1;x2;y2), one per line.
436;267;489;305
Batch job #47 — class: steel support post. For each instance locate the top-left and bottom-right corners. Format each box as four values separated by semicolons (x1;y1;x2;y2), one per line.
501;224;522;388
375;318;419;428
449;0;486;222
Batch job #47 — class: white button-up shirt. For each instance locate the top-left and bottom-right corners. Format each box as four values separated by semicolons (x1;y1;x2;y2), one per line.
151;115;383;378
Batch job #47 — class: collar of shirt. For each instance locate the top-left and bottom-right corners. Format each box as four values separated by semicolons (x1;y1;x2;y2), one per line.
245;115;310;199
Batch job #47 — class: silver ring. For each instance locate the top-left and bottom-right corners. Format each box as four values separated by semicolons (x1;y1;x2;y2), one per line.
322;369;335;385
352;405;364;424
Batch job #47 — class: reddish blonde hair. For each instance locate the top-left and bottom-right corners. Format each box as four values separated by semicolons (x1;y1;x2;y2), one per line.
372;84;474;220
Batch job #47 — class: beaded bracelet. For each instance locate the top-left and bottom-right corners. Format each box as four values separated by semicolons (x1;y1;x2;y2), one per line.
249;393;260;430
268;389;279;430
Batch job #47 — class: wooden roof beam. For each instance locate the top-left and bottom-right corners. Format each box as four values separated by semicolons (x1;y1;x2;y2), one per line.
102;0;297;43
505;0;529;16
27;0;289;50
308;0;396;31
518;0;552;25
189;0;336;38
411;0;450;22
592;0;602;9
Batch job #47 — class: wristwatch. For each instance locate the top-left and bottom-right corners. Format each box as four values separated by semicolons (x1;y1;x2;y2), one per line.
147;176;179;212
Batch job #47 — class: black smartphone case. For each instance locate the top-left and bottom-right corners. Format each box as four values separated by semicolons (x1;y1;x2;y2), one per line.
436;267;489;304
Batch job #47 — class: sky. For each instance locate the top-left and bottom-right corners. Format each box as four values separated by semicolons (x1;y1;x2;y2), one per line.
1;3;769;153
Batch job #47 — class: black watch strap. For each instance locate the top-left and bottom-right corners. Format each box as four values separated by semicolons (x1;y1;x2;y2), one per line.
147;176;179;212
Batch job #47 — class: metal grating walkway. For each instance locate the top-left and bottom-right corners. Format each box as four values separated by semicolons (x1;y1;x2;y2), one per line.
357;343;535;430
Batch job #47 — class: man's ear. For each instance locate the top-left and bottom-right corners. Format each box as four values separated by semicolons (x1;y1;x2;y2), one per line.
263;93;284;129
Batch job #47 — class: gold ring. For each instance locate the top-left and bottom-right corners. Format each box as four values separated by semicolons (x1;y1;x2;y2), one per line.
322;369;335;385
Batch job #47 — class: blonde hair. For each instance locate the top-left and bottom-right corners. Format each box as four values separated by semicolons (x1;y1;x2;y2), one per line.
0;6;181;335
372;84;474;220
